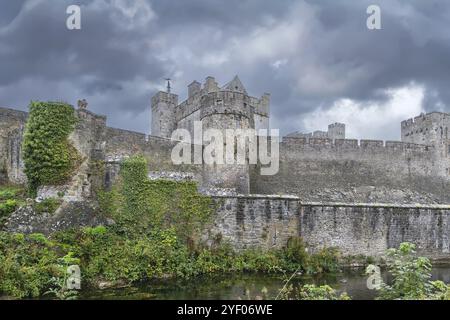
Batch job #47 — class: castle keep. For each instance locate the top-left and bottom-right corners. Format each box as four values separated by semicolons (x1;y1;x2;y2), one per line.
151;76;271;193
152;76;270;139
1;75;450;259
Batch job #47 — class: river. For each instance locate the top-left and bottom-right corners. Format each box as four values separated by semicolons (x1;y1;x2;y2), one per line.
80;265;450;300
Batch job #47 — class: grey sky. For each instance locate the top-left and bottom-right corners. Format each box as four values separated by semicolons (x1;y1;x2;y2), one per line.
1;0;450;139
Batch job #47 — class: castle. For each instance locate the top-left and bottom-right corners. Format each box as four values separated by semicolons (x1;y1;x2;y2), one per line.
151;76;270;139
1;75;450;259
148;76;450;203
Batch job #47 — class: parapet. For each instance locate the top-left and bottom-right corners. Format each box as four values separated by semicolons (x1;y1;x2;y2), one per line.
360;140;383;148
335;139;358;147
76;108;107;125
282;136;433;153
0;107;28;122
309;137;332;146
204;76;219;93
401;112;449;129
255;93;270;116
199;91;253;120
151;91;179;107
188;81;201;98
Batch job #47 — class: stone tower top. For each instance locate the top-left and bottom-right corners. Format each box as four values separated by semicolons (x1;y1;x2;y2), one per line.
221;75;247;94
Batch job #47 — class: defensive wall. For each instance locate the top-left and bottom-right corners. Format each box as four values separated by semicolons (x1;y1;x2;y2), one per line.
250;136;450;204
2;105;450;259
210;195;450;260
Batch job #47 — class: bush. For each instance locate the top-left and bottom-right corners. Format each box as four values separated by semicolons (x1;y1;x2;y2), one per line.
0;185;25;226
284;236;309;268
279;284;350;300
0;199;17;217
374;242;450;300
33;198;62;215
307;247;341;274
0;187;23;201
0;232;64;298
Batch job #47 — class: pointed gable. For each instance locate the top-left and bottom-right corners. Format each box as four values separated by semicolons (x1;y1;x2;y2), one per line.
222;75;247;94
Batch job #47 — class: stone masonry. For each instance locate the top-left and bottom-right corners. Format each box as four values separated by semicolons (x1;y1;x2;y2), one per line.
2;76;450;258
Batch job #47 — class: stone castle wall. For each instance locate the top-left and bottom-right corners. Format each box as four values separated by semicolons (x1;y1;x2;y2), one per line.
3;106;450;203
210;195;450;260
2;105;450;259
0;108;27;184
250;136;450;203
104;127;203;187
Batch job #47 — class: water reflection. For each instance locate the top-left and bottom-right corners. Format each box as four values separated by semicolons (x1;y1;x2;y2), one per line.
81;266;450;300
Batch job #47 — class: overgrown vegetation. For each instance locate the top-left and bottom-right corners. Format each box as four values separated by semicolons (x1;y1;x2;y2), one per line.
0;232;69;298
33;198;62;215
373;242;450;300
3;154;448;300
22;101;81;194
279;284;350;300
106;155;213;242
0;229;342;299
0;156;342;299
0;185;25;227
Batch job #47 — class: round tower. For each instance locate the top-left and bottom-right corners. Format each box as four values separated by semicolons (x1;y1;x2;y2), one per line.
199;76;255;194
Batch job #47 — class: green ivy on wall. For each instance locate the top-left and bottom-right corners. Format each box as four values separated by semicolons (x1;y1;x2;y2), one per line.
105;155;213;242
22;101;81;193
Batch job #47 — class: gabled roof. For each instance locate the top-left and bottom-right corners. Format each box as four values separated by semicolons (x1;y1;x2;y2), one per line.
221;75;247;94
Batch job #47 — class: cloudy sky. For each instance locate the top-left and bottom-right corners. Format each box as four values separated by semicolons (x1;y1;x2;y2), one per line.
1;0;450;140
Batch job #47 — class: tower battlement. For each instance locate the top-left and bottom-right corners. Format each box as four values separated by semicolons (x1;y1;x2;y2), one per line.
400;112;450;147
151;76;270;139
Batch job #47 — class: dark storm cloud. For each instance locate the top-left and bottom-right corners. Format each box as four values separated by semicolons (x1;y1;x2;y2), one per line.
1;0;450;137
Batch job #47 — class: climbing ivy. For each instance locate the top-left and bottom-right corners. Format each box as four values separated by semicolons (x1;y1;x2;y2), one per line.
103;155;213;242
22;101;80;193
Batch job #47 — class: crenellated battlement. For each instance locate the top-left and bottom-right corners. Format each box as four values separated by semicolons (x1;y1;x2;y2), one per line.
400;112;450;128
2;78;450;206
199;91;254;120
281;136;432;152
0;107;28;121
400;111;450;145
153;76;270;140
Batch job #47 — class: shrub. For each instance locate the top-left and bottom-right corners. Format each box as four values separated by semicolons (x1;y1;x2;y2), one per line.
33;198;62;215
284;236;309;268
374;242;450;300
279;284;350;300
0;199;18;217
307;247;341;274
0;232;64;298
0;185;25;226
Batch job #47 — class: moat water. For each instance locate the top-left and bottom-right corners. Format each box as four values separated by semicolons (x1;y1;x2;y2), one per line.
80;266;450;300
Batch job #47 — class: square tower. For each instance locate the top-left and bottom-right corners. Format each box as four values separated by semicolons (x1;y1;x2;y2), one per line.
151;91;178;138
328;123;345;140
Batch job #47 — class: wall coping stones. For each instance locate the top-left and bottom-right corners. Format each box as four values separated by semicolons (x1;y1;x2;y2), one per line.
210;193;450;209
211;193;300;200
301;202;450;209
